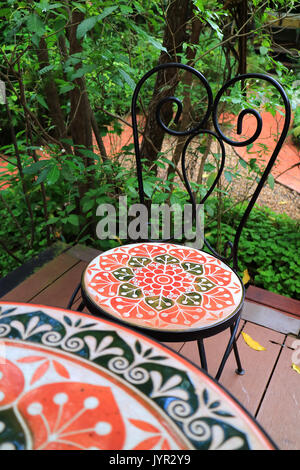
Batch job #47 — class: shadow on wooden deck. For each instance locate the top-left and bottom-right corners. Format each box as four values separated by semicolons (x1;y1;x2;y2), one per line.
1;243;299;450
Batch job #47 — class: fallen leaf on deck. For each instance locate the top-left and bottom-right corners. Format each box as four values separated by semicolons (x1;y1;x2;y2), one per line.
292;363;300;374
242;269;250;285
241;332;266;351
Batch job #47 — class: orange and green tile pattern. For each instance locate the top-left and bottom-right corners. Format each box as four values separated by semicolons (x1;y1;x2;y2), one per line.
83;243;244;332
0;303;275;450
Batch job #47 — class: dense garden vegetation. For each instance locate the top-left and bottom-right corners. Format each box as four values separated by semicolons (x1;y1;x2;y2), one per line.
0;0;299;299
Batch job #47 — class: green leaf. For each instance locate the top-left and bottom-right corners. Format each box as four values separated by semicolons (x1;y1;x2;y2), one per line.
292;125;300;138
143;181;155;198
202;388;209;405
37;1;63;11
131;24;167;52
23;161;48;175
98;5;118;21
45;217;59;225
76;7;118;39
76;16;99;39
0;8;11;17
194;0;204;11
27;14;45;37
70;64;96;81
36;94;49;110
239;158;247;169
47;165;60;185
224;171;233;183
145;34;167;52
160;156;175;168
259;46;268;56
82;199;94;213
38;64;54;75
135;340;142;354
59;83;75;94
36;167;50;184
206;17;223;40
204;163;216;172
119;69;136;90
206;171;217;187
67;214;79;226
268;173;275;190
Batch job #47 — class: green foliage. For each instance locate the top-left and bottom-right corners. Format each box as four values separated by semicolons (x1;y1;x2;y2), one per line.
205;203;300;299
0;0;299;305
292;106;300;147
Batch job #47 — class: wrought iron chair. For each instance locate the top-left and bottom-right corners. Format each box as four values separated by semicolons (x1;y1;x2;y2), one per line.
69;63;291;381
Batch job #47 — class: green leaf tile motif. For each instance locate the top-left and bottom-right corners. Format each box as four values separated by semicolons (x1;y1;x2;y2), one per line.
195;277;216;292
177;292;202;306
128;256;152;267
112;267;135;281
118;283;142;298
181;262;204;275
145;296;174;311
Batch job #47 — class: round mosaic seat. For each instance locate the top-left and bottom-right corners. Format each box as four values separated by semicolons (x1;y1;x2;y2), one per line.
82;243;244;339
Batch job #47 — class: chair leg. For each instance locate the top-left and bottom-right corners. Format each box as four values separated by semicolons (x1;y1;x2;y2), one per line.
215;318;245;381
67;282;81;309
231;323;245;377
197;338;208;371
76;301;85;312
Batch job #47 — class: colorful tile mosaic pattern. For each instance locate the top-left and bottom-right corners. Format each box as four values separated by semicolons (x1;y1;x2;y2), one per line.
0;303;275;450
83;243;244;332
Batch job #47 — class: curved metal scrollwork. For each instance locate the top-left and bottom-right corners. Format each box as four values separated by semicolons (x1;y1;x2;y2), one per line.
131;63;213;205
131;64;291;271
212;73;291;269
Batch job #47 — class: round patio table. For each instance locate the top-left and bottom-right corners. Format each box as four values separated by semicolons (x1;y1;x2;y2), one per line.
0;302;276;450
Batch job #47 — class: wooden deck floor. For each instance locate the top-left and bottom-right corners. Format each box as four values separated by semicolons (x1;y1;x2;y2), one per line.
1;243;300;451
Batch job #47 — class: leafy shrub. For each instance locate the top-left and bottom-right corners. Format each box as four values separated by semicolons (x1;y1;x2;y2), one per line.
205;203;300;299
1;167;299;301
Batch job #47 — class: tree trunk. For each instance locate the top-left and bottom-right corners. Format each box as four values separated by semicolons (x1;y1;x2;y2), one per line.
169;17;203;178
36;37;69;145
68;9;94;198
140;0;193;166
236;0;248;76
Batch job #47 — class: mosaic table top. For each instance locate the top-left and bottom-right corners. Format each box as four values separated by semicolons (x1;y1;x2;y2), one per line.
0;302;275;450
83;243;244;333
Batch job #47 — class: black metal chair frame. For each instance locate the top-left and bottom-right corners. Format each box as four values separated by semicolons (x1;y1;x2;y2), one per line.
69;63;291;381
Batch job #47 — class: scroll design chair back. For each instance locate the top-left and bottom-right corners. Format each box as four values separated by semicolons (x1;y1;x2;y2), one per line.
75;63;291;381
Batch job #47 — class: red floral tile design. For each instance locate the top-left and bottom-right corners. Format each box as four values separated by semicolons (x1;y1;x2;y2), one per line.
0;341;188;450
0;303;276;450
83;243;244;331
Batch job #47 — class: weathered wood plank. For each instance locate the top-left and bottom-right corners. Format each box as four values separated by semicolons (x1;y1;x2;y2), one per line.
220;322;285;418
256;334;300;450
162;342;184;353
178;322;245;374
246;285;300;317
0;253;79;302
0;241;68;297
30;261;86;309
242;300;300;335
179;321;285;417
67;244;101;263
